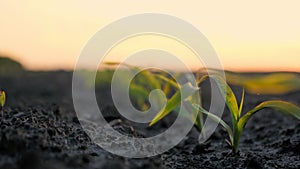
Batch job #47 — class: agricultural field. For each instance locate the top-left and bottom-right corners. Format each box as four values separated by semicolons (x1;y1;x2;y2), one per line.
0;58;300;169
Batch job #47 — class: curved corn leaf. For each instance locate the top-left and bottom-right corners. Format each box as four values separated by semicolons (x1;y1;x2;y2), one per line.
130;84;149;98
238;100;300;130
182;100;200;124
140;70;161;90
191;91;204;132
104;61;121;66
197;102;205;133
210;75;239;121
197;74;243;153
196;75;209;86
129;84;151;110
163;82;172;95
0;90;5;107
104;62;161;90
104;62;134;68
192;104;233;145
197;75;239;123
238;89;245;117
149;82;198;126
149;89;180;126
154;74;179;89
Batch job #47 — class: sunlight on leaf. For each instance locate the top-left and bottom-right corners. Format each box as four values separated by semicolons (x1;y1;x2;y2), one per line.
155;74;179;89
238;100;300;130
0;90;6;107
238;89;245;119
149;82;198;126
210;75;239;121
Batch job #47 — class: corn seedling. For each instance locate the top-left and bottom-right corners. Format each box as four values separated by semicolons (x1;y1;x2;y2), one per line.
149;72;300;153
193;75;300;154
0;90;6;117
104;64;300;154
105;62;204;131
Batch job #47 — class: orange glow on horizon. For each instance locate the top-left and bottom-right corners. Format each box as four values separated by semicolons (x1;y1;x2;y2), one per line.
1;1;300;72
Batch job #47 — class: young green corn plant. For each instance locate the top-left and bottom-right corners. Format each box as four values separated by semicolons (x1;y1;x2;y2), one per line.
105;62;204;131
193;75;300;154
0;90;6;117
105;62;166;110
128;66;300;153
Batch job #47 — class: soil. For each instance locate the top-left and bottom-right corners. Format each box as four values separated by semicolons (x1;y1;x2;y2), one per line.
0;71;300;169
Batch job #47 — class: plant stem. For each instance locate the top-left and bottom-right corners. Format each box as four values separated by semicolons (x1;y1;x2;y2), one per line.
195;88;206;139
233;128;242;154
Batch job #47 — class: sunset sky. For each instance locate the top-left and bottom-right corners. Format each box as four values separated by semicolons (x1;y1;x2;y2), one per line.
1;1;300;72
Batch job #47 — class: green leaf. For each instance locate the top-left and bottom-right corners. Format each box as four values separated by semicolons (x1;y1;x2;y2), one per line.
106;62;161;90
210;75;239;121
104;62;133;68
104;61;120;66
197;75;239;122
190;91;204;132
196;75;209;86
149;82;198;126
155;74;179;89
129;84;151;110
130;84;149;98
105;62;164;105
238;100;300;130
0;90;6;107
149;89;180;126
193;104;234;145
234;100;300;153
143;71;161;89
163;82;172;95
238;89;245;118
196;74;241;153
182;100;200;124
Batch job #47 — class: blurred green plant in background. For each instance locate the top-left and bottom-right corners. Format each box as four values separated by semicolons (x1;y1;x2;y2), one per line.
226;72;300;95
0;57;24;76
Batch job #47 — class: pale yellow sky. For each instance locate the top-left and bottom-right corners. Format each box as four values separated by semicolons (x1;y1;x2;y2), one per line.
0;1;300;71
